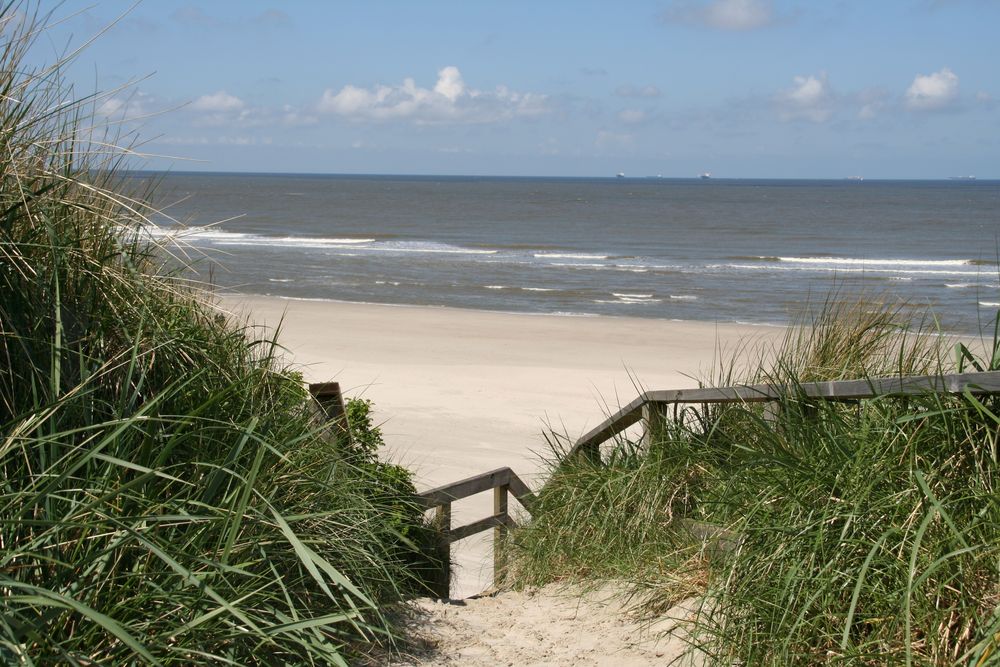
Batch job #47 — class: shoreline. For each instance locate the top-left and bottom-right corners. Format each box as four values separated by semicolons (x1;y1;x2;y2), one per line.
220;293;783;596
224;290;793;329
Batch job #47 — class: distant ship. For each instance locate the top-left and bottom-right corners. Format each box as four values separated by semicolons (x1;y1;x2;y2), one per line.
616;172;625;178
699;172;712;180
846;176;864;181
948;175;976;181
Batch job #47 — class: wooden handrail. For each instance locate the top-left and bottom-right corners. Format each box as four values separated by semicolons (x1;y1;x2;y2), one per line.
568;370;1000;461
417;466;534;598
315;369;1000;600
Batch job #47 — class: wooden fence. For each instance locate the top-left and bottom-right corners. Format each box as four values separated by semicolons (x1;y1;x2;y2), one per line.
313;370;1000;598
416;467;536;599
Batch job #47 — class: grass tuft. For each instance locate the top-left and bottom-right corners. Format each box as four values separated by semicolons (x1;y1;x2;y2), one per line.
508;297;1000;665
1;4;435;663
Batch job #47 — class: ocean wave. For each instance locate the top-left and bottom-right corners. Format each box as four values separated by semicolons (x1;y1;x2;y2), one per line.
979;302;1000;307
595;297;662;305
945;282;999;289
146;225;375;246
146;225;500;256
535;252;609;260
714;263;983;277
669;295;698;300
776;256;975;267
522;287;558;292
485;285;507;290
549;262;608;269
613;293;653;299
268;278;293;283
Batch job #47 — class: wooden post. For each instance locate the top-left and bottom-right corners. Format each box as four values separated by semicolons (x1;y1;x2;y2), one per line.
642;401;669;446
308;382;351;442
433;502;452;599
493;484;509;585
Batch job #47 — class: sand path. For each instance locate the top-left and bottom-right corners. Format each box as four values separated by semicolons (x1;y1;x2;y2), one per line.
387;585;706;667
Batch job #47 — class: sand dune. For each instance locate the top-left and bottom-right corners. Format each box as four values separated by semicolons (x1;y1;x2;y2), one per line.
221;295;780;596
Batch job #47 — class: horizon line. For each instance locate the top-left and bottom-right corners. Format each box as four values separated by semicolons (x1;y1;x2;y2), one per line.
122;169;998;182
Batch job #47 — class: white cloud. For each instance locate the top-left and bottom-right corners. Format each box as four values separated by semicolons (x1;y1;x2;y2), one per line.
904;67;959;111
191;91;245;112
777;73;833;122
317;66;548;124
618;109;646;124
663;0;776;31
615;84;661;98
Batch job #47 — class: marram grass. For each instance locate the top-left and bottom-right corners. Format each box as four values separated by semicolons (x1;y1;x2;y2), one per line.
1;4;434;664
508;300;1000;666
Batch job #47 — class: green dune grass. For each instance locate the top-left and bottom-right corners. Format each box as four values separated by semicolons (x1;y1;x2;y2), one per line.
508;300;1000;665
0;5;435;664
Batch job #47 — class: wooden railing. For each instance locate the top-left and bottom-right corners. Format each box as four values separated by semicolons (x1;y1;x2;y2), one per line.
568;370;1000;462
416;467;536;599
312;371;1000;598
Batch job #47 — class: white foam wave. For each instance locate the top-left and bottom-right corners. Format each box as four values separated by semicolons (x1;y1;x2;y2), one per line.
535;253;609;260
146;225;503;256
670;295;698;301
716;263;982;277
522;287;557;292
268;278;293;283
146;225;376;246
485;285;507;290
594;297;662;305
549;262;607;269
980;302;1000;307
613;293;653;299
776;256;972;267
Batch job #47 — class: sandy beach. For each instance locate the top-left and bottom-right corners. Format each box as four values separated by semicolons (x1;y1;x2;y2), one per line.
221;295;781;596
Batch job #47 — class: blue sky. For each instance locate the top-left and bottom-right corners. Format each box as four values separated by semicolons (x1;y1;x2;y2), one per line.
33;1;1000;178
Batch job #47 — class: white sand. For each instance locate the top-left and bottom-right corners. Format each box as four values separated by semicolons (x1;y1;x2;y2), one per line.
221;295;780;597
389;585;707;666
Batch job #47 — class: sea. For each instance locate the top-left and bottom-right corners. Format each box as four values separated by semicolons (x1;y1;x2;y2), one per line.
138;173;1000;335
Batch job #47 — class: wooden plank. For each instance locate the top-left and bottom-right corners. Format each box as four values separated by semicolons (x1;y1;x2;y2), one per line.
447;513;514;543
644;370;1000;405
506;473;537;513
494;484;509;582
569;396;646;459
417;467;513;508
432;502;452;598
308;382;351;441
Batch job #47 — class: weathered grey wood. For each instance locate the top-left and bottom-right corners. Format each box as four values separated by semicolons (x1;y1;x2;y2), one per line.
308;382;351;441
417;467;533;598
417;467;513;508
432;502;452;598
566;370;1000;459
571;395;646;462
494;484;509;583
418;467;537;511
642;401;670;445
644;370;1000;405
506;474;537;511
448;513;515;543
